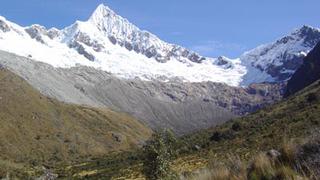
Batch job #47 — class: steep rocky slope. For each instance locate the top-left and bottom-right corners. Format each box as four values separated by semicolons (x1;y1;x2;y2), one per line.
285;42;320;97
0;51;283;135
0;67;152;165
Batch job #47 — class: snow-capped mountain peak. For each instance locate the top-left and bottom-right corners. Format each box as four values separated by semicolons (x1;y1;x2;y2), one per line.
292;25;320;46
0;5;246;86
89;4;118;24
86;4;144;46
240;25;320;85
0;4;319;87
295;25;320;34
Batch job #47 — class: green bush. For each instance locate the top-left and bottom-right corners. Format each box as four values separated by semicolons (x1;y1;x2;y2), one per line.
142;129;178;180
307;92;318;103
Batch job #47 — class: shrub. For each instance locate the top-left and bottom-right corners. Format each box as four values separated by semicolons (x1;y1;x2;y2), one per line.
232;122;242;131
295;133;320;177
279;141;298;166
0;168;7;179
306;92;318;103
180;167;231;180
142;129;178;180
210;130;235;142
247;153;275;180
274;166;299;180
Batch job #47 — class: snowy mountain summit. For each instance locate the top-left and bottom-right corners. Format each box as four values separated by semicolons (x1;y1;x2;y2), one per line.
66;4;210;64
240;25;320;85
0;4;319;86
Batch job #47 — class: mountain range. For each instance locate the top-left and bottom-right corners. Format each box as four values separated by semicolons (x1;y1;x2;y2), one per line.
1;4;319;87
0;4;319;134
1;3;320;179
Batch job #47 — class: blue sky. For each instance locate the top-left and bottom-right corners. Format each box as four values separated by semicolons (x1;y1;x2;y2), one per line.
0;0;319;58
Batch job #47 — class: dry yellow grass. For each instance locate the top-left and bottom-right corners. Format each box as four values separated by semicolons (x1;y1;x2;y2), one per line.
182;151;308;180
0;68;152;169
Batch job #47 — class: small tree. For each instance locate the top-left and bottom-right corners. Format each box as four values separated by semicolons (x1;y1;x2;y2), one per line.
142;129;178;180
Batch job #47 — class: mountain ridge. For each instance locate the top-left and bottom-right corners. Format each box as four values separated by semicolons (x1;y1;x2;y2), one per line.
0;6;246;86
1;4;319;87
240;25;320;85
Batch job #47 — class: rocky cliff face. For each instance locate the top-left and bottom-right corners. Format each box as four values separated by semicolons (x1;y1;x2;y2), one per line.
285;42;320;97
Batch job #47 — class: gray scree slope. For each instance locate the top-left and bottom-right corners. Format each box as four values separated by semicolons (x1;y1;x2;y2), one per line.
0;50;282;134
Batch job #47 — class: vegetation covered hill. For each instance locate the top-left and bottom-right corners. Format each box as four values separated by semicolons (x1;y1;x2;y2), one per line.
176;78;320;179
0;67;152;175
183;79;320;160
51;77;320;179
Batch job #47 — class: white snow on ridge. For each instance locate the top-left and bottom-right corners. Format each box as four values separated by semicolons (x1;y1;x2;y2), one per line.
0;4;319;87
0;5;247;87
239;25;320;85
241;38;307;69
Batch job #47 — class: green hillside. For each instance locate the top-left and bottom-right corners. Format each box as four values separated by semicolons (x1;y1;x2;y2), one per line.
174;79;320;179
52;79;320;179
0;68;152;177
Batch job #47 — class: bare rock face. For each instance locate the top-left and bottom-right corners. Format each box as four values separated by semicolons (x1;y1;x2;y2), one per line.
266;149;281;160
145;46;157;58
264;53;305;81
47;28;60;39
25;25;48;44
0;51;283;135
0;20;10;32
188;53;201;63
112;132;124;143
24;25;61;42
108;35;117;45
68;40;95;61
73;32;105;52
215;56;233;69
